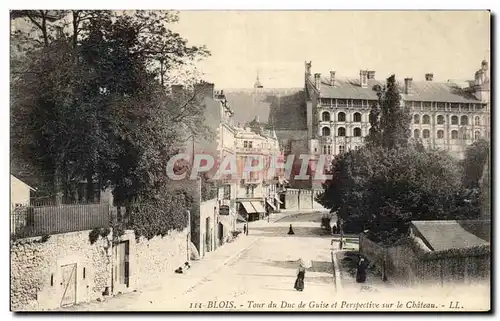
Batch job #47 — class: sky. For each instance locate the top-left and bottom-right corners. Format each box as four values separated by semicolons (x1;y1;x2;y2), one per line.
170;11;490;89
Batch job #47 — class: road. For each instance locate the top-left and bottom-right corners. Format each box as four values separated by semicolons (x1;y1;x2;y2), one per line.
161;211;336;311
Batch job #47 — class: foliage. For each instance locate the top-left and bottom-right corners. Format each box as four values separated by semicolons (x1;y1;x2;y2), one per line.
461;139;490;190
126;186;193;240
89;227;111;244
11;10;211;207
200;173;218;202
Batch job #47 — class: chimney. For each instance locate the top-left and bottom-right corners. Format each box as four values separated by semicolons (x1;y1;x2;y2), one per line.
314;73;321;90
305;61;312;76
194;81;215;99
404;78;413;94
330;71;336;86
359;70;368;88
425;73;434;81
367;70;376;80
171;84;184;98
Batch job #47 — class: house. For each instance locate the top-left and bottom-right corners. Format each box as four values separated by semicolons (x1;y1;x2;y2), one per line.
10;174;35;211
359;220;491;286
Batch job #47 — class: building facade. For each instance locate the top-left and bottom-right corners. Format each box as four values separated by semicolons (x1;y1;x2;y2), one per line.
303;60;491;187
234;121;284;221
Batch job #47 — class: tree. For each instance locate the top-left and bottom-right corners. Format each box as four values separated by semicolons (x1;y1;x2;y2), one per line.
462;139;490;190
377;75;411;150
11;10;211;204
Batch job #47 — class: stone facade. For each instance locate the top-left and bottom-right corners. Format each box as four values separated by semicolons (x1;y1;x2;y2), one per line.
11;230;112;311
282;189;324;210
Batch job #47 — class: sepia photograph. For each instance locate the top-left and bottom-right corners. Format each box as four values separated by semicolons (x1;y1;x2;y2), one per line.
8;8;491;312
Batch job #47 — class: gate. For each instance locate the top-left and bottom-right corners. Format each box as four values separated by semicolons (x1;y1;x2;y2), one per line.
114;241;130;292
60;263;77;307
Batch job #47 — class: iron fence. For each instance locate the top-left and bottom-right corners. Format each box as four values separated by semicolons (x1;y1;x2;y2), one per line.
10;202;112;239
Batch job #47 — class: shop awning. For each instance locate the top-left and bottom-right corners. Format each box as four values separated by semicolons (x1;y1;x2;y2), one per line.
241;201;257;214
275;196;283;204
251;201;266;213
219;217;233;229
266;200;277;211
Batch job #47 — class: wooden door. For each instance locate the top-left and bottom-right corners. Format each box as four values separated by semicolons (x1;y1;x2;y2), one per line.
60;263;77;307
114;241;130;290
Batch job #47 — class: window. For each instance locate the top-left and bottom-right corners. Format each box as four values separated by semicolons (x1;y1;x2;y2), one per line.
437;115;444;124
451;130;458;139
451;116;458;125
244;141;248;148
323;145;327;154
437;130;444;139
461;115;468;125
322;111;331;122
414;114;420;124
249;141;253;148
327;146;331;155
339;145;345;154
474;131;481;140
353;112;362;122
422;115;430;124
338;112;346;122
337;127;346;137
353;127;362;137
245;186;250;196
423;129;430;139
321;127;331;136
475;116;481;126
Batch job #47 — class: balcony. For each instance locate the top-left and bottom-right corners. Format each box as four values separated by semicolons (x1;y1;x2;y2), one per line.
241;178;262;185
236;147;262;154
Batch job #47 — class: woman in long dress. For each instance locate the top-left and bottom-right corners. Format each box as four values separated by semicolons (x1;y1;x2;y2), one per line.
294;258;307;291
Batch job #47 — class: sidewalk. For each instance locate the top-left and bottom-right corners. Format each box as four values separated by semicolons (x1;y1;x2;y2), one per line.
56;234;261;311
56;210;310;311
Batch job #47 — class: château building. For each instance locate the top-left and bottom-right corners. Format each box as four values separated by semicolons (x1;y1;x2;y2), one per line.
305;60;490;164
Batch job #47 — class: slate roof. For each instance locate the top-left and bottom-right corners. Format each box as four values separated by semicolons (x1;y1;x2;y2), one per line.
223;88;306;130
411;220;489;252
310;76;482;103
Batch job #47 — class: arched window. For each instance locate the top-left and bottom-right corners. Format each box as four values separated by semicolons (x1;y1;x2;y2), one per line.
423;129;430;139
436;115;444;125
451;130;458;139
461;115;468;125
337;127;346;137
422;115;430;124
451;116;458;125
321;127;331;136
321;111;331;122
414;129;420;139
353;127;362;137
474;131;481;140
475;116;481;126
353;112;362;122
414;114;420;124
338;112;346;122
437;130;444;139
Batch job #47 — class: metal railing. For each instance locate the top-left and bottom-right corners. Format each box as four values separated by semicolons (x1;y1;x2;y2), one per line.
10;203;111;239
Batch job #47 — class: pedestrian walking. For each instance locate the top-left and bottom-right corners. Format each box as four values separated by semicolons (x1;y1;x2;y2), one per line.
243;224;247;235
356;258;367;283
287;224;295;235
294;258;307;291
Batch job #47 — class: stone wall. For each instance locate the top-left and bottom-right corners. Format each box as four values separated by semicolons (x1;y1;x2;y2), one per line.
123;228;189;291
299;190;313;209
11;230;112;311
